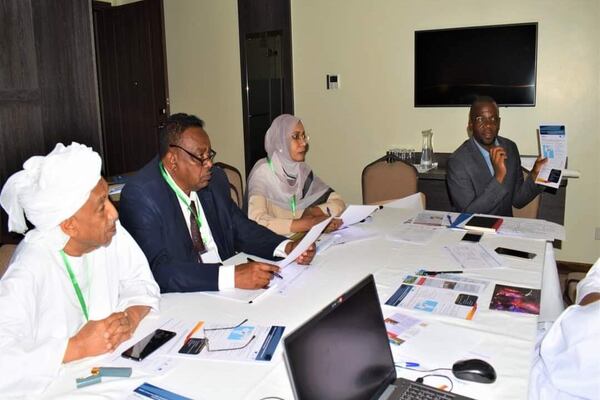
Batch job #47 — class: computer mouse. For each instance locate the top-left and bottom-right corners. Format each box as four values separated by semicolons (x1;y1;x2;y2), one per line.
452;358;497;383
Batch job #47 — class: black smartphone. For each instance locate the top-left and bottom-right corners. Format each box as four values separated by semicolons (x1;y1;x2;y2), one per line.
121;329;177;361
494;247;536;259
462;232;482;242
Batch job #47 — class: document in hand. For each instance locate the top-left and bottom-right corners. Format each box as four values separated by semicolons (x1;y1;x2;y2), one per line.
536;124;567;189
464;216;503;233
339;205;380;228
276;216;332;268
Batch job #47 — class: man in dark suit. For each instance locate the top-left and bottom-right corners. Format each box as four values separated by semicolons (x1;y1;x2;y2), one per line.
119;113;315;293
447;96;547;216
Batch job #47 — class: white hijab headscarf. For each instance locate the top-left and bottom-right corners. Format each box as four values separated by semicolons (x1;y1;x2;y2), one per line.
247;114;330;211
0;142;102;250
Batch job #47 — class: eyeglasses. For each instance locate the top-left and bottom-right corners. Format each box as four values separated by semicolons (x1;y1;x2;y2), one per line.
203;319;256;352
473;116;501;126
169;144;216;166
290;132;310;143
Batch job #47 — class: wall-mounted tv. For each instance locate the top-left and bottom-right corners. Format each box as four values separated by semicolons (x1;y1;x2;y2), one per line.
414;23;537;107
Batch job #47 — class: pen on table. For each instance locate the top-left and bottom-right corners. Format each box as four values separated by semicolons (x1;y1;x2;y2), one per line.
423;270;463;276
446;215;453;226
184;321;204;344
326;207;332;216
247;257;283;279
397;361;420;368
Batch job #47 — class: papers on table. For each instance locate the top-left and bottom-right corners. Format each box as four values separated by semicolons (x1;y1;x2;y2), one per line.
384;312;428;345
386;224;438;245
404;210;451;228
497;218;566;241
536;124;567;188
339;204;379;228
445;243;504;270
105;323;178;375
166;318;285;362
385;313;483;370
384;274;485;320
316;226;378;253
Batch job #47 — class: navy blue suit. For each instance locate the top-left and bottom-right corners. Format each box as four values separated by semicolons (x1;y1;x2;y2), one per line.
119;158;286;292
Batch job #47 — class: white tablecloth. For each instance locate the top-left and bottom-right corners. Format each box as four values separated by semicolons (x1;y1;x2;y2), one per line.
42;208;563;400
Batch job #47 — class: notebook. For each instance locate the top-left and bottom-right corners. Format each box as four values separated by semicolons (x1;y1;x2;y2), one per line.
282;275;474;400
464;216;503;233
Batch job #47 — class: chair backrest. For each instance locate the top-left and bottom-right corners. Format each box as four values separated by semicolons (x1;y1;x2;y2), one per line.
512;171;540;219
362;158;418;205
215;162;244;208
0;244;17;279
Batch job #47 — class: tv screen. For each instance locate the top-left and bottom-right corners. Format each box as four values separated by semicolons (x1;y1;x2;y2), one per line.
415;23;537;107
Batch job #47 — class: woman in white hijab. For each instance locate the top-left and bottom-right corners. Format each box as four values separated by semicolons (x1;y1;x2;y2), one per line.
247;114;345;236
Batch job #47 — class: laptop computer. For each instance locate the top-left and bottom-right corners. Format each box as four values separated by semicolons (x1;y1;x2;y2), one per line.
283;274;475;400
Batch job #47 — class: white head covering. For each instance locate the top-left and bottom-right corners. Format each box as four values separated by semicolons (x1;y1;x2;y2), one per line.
247;114;330;210
0;142;102;250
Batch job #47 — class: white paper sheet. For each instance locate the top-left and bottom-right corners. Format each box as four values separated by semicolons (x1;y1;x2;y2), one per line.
382;193;425;210
386;224;438;245
536;124;567;188
276;216;332;268
497;218;565;241
166;318;285;362
445;243;504;270
339;205;380;228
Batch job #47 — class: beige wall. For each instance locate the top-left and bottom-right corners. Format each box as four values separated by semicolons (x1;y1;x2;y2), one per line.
164;0;599;263
163;0;244;175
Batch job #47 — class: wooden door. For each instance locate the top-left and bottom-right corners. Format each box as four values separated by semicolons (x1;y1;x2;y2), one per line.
93;0;169;176
1;0;102;243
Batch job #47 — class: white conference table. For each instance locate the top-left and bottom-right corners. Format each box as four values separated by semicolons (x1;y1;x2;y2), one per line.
44;207;563;400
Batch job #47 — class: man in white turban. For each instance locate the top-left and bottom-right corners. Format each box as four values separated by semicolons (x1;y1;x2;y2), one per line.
529;257;600;399
0;143;160;396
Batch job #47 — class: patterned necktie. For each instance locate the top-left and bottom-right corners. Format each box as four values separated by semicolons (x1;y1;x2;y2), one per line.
189;200;206;259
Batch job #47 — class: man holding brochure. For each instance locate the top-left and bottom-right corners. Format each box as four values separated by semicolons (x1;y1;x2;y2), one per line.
447;96;547;216
120;113;316;293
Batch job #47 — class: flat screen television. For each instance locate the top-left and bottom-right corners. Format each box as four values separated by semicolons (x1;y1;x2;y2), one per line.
414;23;537;107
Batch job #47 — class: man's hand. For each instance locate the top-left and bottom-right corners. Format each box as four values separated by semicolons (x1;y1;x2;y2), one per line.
490;146;508;183
285;241;316;265
323;218;343;233
63;312;131;363
530;156;548;180
235;261;280;289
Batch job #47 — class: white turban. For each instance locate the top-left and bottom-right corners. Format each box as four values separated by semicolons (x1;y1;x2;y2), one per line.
0;142;102;248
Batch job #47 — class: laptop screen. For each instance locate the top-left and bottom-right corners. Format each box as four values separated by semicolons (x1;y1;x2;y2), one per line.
284;275;396;400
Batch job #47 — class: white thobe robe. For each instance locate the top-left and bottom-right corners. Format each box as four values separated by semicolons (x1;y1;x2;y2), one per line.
0;222;160;397
529;258;600;399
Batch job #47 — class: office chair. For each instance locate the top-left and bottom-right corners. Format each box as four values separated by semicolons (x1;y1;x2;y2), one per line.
513;171;541;219
214;162;244;208
362;156;418;205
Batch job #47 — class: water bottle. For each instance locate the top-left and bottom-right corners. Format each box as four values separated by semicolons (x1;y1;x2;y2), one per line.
420;129;433;168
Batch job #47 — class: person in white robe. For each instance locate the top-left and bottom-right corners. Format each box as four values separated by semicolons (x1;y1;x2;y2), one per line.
0;143;160;397
529;257;600;399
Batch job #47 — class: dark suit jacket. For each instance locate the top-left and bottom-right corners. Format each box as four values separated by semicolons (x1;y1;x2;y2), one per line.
119;157;286;292
446;136;542;216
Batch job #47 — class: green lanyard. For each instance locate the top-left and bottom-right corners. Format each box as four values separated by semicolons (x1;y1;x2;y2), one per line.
267;158;297;217
59;250;89;321
159;161;203;230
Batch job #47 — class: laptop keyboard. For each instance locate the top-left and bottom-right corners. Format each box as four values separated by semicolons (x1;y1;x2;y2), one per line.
394;377;464;400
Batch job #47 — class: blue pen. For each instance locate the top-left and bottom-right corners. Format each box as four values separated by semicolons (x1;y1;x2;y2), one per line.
400;362;420;368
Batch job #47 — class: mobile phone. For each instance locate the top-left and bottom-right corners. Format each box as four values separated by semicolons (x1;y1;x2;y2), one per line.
121;329;176;361
462;232;482;242
494;247;536;259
